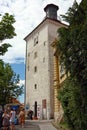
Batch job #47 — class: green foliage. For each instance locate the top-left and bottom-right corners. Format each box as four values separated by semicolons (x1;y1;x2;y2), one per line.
0;13;16;55
57;0;87;130
0;13;16;40
57;0;87;85
0;43;12;55
61;0;79;25
0;60;24;105
58;78;87;130
0;13;22;105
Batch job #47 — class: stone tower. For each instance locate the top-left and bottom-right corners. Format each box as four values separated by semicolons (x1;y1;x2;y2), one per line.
24;3;67;120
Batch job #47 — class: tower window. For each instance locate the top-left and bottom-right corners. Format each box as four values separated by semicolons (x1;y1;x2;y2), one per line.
43;57;45;62
34;36;38;46
28;52;30;57
43;41;46;46
34;52;37;59
34;84;37;89
34;66;37;73
28;65;29;71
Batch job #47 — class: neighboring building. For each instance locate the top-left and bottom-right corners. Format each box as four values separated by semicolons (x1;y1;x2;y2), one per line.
24;3;67;120
51;39;67;121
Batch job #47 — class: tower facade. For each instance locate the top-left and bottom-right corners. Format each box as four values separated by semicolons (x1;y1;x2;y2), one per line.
24;4;67;120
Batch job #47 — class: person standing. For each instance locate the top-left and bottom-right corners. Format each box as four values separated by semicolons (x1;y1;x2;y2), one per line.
2;109;10;130
19;108;25;128
10;108;16;130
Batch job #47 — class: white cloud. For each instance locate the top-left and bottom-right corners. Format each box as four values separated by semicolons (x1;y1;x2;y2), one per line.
0;0;81;64
18;79;25;86
18;79;25;103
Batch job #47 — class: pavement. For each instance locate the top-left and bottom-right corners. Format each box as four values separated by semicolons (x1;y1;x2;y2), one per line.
15;119;58;130
15;124;40;130
38;122;57;130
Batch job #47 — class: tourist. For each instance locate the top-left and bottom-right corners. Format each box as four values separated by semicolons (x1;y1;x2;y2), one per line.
10;108;16;130
2;109;10;130
19;108;25;128
27;110;33;120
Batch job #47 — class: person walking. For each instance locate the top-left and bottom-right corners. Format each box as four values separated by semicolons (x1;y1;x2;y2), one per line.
2;109;10;130
10;108;16;130
19;108;25;128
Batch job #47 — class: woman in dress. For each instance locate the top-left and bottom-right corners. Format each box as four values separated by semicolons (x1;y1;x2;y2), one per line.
10;108;16;130
19;108;25;128
2;109;10;130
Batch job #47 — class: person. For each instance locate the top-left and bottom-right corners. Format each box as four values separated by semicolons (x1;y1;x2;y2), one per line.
10;108;16;130
19;108;25;128
0;110;3;129
2;109;10;130
27;110;33;120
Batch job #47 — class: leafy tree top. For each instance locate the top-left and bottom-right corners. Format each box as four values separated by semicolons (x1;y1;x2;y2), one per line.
0;13;16;41
57;0;87;84
0;13;16;55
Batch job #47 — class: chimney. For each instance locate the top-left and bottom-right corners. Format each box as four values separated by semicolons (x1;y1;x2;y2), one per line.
44;4;59;20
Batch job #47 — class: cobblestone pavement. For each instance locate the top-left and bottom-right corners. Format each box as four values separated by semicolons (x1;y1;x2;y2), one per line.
15;124;40;130
15;120;57;130
38;122;57;130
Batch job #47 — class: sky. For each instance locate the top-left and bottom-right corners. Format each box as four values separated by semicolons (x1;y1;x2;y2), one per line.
0;0;81;103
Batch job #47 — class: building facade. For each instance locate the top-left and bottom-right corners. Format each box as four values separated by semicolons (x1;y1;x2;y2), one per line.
24;4;67;120
51;39;67;121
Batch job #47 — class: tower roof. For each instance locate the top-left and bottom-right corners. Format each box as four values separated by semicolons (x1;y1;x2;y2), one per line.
44;4;59;12
44;4;59;20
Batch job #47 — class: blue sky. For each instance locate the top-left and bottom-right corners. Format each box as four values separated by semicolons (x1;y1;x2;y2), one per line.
0;0;81;103
11;63;25;103
11;62;25;80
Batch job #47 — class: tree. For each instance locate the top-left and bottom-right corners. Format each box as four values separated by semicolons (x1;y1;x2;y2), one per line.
57;0;87;129
58;77;86;130
0;60;24;105
0;13;24;105
57;0;87;83
0;13;16;55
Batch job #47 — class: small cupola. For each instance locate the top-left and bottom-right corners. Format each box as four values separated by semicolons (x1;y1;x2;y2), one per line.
44;4;59;20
